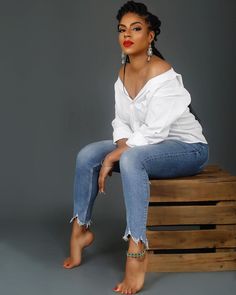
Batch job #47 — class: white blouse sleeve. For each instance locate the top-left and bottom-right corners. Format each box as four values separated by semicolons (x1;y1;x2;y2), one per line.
126;77;191;147
111;102;133;144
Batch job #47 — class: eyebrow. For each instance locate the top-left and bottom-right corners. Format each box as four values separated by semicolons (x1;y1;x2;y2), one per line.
118;21;143;27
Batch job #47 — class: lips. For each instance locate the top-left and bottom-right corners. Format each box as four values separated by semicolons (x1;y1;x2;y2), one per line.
123;40;134;47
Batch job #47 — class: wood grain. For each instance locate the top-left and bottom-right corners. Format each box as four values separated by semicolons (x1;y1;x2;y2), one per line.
146;252;236;272
149;176;236;202
146;227;236;249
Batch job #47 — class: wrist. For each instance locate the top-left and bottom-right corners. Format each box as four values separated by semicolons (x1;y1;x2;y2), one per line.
116;138;128;148
102;156;114;167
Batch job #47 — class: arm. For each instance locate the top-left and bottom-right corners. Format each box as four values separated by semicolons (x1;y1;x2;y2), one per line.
98;143;130;193
111;70;133;144
109;99;132;159
111;103;133;144
116;138;129;147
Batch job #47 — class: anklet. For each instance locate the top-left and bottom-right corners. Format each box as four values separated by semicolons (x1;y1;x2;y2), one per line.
126;247;146;258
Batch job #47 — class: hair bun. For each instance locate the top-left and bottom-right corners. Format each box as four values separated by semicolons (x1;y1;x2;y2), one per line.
117;1;148;21
116;1;165;60
128;1;148;13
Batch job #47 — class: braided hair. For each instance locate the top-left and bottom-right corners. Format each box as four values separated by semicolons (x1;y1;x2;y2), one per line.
117;0;164;62
116;0;201;123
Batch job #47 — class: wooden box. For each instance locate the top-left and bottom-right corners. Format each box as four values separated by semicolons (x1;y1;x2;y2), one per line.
146;165;236;272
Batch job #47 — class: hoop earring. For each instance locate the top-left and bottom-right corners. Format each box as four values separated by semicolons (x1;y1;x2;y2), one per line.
121;51;126;64
147;44;153;62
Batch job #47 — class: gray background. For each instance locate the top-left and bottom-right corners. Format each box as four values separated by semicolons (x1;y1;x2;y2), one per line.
0;1;235;294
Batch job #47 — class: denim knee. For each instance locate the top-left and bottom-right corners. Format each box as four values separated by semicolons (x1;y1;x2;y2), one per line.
119;148;143;171
75;147;88;168
75;142;97;168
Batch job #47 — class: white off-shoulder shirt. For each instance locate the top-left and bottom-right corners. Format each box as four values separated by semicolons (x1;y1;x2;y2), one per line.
111;67;208;148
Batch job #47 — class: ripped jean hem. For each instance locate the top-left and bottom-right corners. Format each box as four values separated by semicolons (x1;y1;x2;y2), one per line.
122;228;149;250
69;213;92;229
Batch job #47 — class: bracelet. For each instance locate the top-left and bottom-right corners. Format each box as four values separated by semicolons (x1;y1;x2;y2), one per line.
126;247;146;258
101;160;113;168
102;166;113;168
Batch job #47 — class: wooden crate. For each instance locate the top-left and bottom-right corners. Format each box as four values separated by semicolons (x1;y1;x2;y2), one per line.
146;165;236;272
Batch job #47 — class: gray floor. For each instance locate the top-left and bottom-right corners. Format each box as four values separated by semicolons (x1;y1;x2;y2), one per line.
0;215;235;295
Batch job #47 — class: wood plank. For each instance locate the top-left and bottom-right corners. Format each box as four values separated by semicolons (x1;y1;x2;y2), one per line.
146;228;236;249
165;169;230;180
150;176;236;186
190;171;231;179
198;165;220;172
149;176;236;202
217;201;236;206
216;225;236;230
198;165;226;174
216;249;236;252
196;170;230;177
146;252;236;272
147;204;236;226
149;171;230;185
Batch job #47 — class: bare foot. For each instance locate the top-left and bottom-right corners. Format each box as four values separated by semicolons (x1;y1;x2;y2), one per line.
63;218;94;269
113;240;148;294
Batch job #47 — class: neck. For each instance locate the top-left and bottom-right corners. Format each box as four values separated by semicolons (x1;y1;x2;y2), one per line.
128;52;150;72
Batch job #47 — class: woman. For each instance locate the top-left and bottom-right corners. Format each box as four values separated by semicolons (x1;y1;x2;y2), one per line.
63;1;209;294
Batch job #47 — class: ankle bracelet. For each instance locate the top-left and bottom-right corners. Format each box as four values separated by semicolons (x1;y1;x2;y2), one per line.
126;247;146;258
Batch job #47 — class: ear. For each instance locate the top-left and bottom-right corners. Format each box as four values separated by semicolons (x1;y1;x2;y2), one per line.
148;30;155;43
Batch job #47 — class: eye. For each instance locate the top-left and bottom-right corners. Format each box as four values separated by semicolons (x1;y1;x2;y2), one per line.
132;27;142;31
118;28;125;33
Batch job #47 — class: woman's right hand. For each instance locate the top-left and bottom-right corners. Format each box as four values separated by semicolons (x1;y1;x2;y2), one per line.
98;144;130;193
98;158;114;193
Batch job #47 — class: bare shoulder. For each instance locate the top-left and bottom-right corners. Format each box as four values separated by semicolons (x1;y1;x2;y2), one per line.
148;56;172;78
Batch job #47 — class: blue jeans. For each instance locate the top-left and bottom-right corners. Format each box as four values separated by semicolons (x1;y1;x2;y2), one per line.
69;139;209;249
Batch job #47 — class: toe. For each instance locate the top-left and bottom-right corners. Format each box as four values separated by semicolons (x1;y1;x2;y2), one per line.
113;286;118;292
117;286;123;293
63;264;69;269
63;258;74;269
63;263;71;269
113;284;121;292
116;283;122;292
63;262;69;267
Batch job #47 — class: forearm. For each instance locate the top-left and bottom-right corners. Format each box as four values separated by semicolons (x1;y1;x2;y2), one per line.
103;143;130;165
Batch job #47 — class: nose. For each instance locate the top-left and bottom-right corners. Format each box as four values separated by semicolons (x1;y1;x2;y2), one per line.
124;28;132;38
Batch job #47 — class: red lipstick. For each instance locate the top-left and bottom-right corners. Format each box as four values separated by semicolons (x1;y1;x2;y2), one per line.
123;40;134;47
